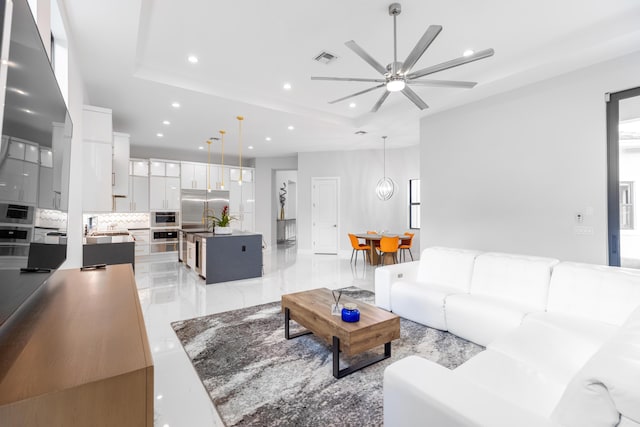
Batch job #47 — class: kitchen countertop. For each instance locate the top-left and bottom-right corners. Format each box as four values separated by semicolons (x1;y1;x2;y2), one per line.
192;231;261;238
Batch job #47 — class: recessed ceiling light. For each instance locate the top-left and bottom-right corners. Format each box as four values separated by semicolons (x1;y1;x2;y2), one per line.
248;145;254;150
265;137;272;141
9;87;27;95
463;49;474;57
187;55;198;64
283;82;292;90
157;133;164;137
171;102;180;108
287;125;294;130
162;120;170;125
349;102;356;108
198;146;204;150
23;108;33;114
355;130;367;135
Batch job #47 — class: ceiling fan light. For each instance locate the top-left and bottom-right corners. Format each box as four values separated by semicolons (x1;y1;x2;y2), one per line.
386;79;406;92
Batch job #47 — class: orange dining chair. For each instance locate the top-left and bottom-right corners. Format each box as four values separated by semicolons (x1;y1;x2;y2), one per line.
378;235;400;266
399;232;415;262
349;234;371;266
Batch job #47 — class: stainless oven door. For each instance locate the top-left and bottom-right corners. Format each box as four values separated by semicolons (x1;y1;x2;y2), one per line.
0;226;33;243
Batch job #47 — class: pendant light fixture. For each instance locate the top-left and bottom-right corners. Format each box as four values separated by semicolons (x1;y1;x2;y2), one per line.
219;130;226;190
207;136;220;192
236;116;244;186
375;136;395;201
206;138;213;192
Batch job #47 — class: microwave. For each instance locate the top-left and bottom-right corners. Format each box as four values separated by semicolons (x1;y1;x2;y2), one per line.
0;203;34;225
151;211;179;228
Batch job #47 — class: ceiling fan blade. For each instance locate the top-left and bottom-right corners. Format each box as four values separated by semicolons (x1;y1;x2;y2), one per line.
402;86;429;110
371;91;391;113
311;76;386;83
400;25;442;74
328;83;386;104
345;40;388;75
408;79;477;89
406;48;495;80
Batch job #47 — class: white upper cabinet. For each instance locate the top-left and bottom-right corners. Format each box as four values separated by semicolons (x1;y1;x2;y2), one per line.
82;106;113;212
149;176;180;211
181;162;207;190
82;105;112;143
112;132;130;197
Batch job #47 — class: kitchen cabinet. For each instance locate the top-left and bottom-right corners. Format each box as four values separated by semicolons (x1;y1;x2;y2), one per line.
82;106;113;212
0;157;38;204
82;140;112;212
82;105;113;143
149;176;180;210
186;237;196;269
112;132;130;197
151;160;180;177
181;162;207;190
38;166;59;209
115;175;149;213
131;159;149;176
8;138;39;163
129;229;150;256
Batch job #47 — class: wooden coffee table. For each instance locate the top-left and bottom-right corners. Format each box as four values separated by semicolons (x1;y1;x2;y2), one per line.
281;288;400;378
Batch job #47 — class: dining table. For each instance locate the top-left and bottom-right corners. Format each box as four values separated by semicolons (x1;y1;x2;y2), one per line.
353;232;403;265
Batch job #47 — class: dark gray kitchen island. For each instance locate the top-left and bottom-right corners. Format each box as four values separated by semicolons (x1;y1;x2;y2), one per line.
193;231;262;284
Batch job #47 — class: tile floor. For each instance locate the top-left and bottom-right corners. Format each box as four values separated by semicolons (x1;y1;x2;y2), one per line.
135;245;375;427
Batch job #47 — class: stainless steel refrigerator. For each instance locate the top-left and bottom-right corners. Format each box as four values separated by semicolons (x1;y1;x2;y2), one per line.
181;189;230;230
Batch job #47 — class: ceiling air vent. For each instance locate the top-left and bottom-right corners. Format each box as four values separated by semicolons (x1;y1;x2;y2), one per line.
314;51;338;65
355;130;367;135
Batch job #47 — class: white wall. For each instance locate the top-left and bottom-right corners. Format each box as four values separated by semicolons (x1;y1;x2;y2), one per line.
420;51;640;264
57;0;85;268
254;156;297;247
297;146;420;254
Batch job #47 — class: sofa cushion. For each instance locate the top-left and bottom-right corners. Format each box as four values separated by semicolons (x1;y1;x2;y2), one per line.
391;281;464;330
384;355;556;427
547;262;640;326
445;294;535;346
469;252;558;310
488;314;616;385
455;350;566;418
415;247;480;292
551;306;640;427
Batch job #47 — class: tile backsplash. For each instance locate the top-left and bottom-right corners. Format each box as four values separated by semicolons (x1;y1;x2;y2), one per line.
35;209;68;229
83;212;150;232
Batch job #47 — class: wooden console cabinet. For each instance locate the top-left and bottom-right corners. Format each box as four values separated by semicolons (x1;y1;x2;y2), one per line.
0;264;153;426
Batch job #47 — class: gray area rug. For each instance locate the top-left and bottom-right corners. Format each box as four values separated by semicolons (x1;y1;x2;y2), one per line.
171;287;484;426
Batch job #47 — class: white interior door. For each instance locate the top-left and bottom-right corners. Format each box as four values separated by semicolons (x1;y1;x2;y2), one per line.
312;177;339;254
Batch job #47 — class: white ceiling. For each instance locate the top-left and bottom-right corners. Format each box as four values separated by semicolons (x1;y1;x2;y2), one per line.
60;0;640;158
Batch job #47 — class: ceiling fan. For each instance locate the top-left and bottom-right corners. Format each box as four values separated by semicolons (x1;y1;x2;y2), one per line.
311;3;495;112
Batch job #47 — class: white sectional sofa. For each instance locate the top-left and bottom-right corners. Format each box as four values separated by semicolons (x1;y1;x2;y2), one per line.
376;247;640;427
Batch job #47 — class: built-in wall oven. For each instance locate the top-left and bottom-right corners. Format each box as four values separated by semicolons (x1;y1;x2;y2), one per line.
0;203;35;261
151;211;179;228
0;225;33;257
150;229;179;253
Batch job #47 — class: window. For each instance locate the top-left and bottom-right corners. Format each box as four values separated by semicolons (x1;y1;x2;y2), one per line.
409;179;420;229
620;181;634;230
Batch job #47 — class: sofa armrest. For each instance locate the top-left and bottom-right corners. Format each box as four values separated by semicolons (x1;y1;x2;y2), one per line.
375;261;420;310
384;356;557;427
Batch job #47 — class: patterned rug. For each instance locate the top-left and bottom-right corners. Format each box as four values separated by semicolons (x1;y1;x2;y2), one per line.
171;288;483;426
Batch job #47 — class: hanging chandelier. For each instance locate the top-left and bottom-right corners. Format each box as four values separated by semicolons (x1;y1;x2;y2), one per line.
375;136;395;201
